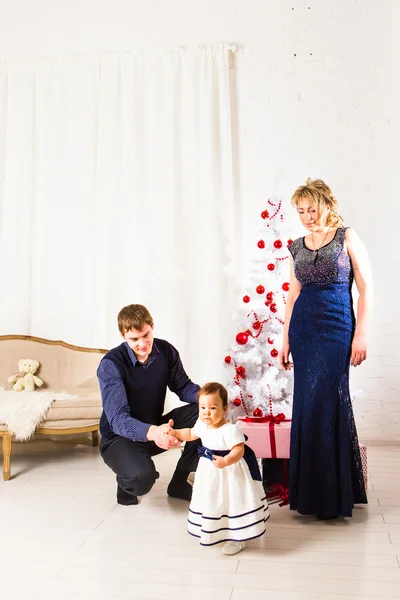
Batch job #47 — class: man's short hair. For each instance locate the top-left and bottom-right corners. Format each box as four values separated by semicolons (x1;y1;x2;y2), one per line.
118;304;154;334
198;382;228;408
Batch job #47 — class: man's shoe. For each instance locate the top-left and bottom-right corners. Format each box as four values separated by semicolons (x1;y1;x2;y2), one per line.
167;470;192;501
117;485;138;506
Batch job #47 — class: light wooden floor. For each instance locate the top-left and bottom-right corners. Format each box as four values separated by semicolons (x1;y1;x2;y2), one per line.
0;439;399;600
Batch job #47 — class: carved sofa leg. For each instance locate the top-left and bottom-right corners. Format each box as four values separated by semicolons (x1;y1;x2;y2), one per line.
2;433;12;481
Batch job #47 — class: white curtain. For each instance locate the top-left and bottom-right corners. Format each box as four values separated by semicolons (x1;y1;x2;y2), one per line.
0;45;238;384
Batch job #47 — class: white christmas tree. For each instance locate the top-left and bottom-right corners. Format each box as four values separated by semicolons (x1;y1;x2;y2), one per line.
225;198;294;420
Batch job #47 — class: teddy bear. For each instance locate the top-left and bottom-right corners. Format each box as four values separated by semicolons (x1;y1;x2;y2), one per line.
7;359;44;392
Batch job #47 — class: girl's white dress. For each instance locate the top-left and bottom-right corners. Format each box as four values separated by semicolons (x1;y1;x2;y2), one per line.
188;419;269;546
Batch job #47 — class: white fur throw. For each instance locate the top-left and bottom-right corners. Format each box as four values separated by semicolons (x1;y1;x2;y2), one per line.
0;386;76;441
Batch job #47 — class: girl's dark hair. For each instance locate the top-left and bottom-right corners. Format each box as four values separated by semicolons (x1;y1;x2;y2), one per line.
198;382;228;408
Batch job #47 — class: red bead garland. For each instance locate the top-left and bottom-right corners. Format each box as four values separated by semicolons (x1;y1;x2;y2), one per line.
240;391;249;416
267;199;282;220
267;383;273;415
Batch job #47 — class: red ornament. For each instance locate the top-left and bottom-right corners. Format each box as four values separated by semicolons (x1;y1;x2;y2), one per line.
236;332;249;345
232;398;241;407
266;291;274;301
253;321;261;330
243;295;250;303
287;238;293;247
267;263;275;271
256;285;265;294
257;240;265;249
224;355;231;364
236;365;246;378
261;210;269;219
273;239;283;249
253;407;263;417
267;337;274;344
270;303;278;313
271;348;279;358
282;282;290;292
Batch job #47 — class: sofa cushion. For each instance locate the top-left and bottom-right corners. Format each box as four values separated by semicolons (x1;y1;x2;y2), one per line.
46;388;102;420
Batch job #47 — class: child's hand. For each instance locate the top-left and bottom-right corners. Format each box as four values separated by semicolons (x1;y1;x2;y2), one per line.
148;420;181;450
212;455;227;469
161;419;175;436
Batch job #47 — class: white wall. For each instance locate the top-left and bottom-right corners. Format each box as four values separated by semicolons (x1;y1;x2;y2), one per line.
1;0;399;442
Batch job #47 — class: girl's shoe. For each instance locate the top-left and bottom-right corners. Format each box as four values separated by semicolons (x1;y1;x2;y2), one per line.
221;541;246;555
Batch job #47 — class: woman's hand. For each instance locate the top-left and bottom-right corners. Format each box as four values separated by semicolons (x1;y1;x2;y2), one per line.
279;339;293;371
346;229;372;367
351;335;367;367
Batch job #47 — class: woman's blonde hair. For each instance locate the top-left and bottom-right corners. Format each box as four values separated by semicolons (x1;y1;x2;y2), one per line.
291;178;345;228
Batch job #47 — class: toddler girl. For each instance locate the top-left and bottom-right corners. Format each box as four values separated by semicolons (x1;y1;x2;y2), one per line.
171;382;269;555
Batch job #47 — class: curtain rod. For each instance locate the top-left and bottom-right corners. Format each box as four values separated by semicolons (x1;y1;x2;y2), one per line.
0;43;239;66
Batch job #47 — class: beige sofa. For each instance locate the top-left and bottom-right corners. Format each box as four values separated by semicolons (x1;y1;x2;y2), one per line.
0;335;107;480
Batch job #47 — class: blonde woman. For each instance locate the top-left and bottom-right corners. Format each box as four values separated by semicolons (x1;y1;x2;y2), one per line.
279;179;372;519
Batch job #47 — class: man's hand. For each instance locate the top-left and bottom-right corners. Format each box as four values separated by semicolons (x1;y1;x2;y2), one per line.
147;419;181;450
212;455;227;469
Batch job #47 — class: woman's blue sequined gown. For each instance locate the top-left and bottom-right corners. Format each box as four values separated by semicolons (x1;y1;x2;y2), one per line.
288;227;367;518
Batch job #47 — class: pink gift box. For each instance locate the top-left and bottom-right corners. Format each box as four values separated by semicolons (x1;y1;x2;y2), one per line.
237;417;291;459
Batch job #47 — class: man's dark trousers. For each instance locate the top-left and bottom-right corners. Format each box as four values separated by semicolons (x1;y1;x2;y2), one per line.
100;403;199;500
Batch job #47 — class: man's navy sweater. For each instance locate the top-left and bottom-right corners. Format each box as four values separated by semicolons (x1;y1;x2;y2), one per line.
98;339;199;443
